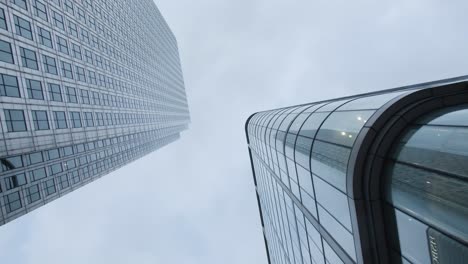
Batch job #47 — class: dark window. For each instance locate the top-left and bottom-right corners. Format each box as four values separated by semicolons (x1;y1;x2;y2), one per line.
28;152;43;164
32;110;49;130
84;112;94;127
48;83;62;101
70;111;82;128
0;155;23;171
38;27;53;48
66;86;78;103
4;109;27;132
20;47;38;70
0;40;14;64
0;8;7;30
80;89;90;104
52;11;64;30
26;79;44;100
14;15;33;40
57;36;69;54
0;74;20;97
4;173;27;190
13;0;28;10
61;61;73;79
33;0;48;21
4;191;22;213
26;184;41;203
53;111;67;129
44;179;56;196
71;43;81;59
43;55;57;74
76;66;86;82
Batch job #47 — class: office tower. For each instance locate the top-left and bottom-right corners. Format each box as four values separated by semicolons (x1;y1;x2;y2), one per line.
245;77;468;264
0;0;189;226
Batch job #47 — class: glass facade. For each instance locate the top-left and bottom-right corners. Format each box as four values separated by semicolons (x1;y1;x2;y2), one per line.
0;0;190;226
246;77;468;263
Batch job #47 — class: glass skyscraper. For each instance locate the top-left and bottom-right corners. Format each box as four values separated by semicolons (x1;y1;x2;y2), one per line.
246;77;468;264
0;0;189;226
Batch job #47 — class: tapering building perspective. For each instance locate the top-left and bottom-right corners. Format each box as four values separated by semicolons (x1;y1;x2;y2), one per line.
0;0;190;226
246;77;468;264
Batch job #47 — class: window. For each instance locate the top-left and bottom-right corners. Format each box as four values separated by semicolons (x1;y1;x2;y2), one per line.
64;0;74;14
57;36;69;54
52;11;64;30
32;110;49;130
4;109;27;132
26;79;44;100
48;83;62;102
13;0;28;10
58;174;69;189
46;149;60;160
33;0;48;21
96;112;104;126
20;47;38;70
38;27;53;48
70;111;82;128
80;28;89;43
84;112;94;127
68;20;78;38
61;61;73;79
4;192;21;213
0;74;20;97
71;43;81;59
51;0;61;6
4;173;27;190
88;70;96;84
44;179;56;196
80;89;90;104
63;146;73;156
107;113;113;125
76;66;86;82
14;15;33;40
0;8;7;30
66;86;78;103
0;40;14;63
42;55;57;74
84;49;93;64
50;163;62;175
77;7;85;21
28;151;43;164
26;184;41;203
53;111;67;129
92;91;100;105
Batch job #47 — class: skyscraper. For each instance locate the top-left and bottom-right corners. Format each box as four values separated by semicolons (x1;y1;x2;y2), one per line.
0;0;189;226
246;77;468;264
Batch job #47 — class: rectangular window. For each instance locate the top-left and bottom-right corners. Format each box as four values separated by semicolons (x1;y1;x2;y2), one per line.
38;27;53;48
52;11;64;30
13;0;28;10
32;110;49;130
80;89;90;104
51;0;61;6
57;36;69;54
42;55;57;74
70;111;82;128
4;109;27;132
66;86;77;103
26;184;41;203
48;83;62;102
84;112;94;127
4;173;27;190
20;47;38;70
0;8;7;30
61;61;73;79
64;0;74;14
53;111;67;129
44;179;56;196
68;20;78;38
14;15;33;40
71;43;81;59
77;8;85;22
0;74;20;97
46;149;60;160
49;163;62;175
88;70;96;85
106;113;113;126
0;40;14;63
28;151;43;165
96;112;104;126
1;155;23;171
4;191;22;213
30;167;46;181
26;79;44;100
92;91;100;105
33;0;48;21
84;49;93;64
63;146;73;156
80;28;89;43
59;174;69;189
76;66;86;82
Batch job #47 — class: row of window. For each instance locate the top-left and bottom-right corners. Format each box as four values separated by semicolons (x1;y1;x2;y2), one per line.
2;108;162;132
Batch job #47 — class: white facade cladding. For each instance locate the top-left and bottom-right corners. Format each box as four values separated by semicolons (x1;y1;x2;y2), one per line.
0;0;190;226
246;77;468;264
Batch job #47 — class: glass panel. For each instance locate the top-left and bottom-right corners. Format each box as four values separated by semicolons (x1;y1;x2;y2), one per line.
311;141;350;192
314;176;351;230
338;91;410;111
299;113;329;139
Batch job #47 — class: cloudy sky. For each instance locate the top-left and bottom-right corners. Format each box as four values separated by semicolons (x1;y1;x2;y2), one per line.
1;0;468;263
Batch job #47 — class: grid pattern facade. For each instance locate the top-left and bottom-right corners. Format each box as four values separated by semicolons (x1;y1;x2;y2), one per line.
246;79;468;264
0;0;190;226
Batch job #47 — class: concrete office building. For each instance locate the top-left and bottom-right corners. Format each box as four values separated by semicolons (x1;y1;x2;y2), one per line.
0;0;189;226
246;77;468;263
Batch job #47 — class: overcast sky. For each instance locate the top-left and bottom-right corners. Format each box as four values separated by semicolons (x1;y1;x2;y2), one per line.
1;1;468;263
